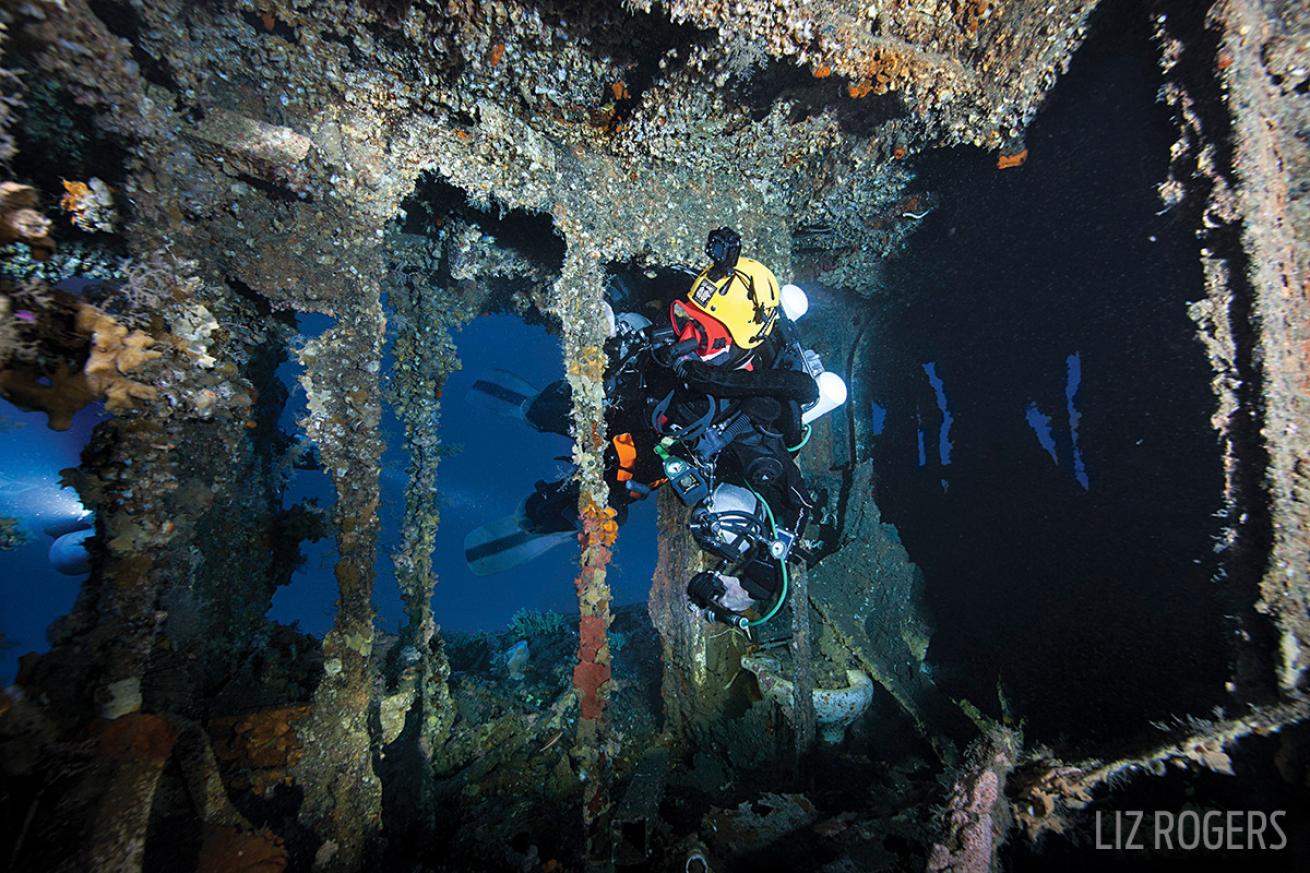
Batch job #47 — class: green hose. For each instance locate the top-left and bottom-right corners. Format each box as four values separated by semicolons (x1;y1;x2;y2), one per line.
746;486;789;628
787;424;812;453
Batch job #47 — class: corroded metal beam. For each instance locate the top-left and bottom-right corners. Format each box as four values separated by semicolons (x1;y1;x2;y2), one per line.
552;244;618;869
789;565;817;758
289;298;386;872
1208;0;1310;693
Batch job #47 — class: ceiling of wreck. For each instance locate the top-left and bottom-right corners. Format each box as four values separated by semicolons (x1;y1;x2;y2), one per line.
0;0;1308;871
10;0;1096;305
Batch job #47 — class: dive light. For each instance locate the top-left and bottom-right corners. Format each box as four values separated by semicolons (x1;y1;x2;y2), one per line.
802;370;848;425
780;282;848;425
780;283;809;321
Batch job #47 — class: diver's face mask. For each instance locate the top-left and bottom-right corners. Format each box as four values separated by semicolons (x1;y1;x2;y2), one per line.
670;299;733;361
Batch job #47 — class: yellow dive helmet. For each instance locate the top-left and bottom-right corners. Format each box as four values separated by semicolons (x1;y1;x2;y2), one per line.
678;229;781;353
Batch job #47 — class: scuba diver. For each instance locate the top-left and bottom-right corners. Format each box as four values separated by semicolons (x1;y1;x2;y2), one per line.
464;227;847;628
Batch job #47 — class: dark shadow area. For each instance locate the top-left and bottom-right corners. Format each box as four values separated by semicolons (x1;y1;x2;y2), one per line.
240;9;300;42
8;77;132;231
735;57;906;134
603;260;697;318
86;0;181;92
864;0;1229;747
400;174;566;284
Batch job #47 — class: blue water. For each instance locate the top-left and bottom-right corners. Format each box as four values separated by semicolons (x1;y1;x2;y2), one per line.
870;401;887;436
269;313;657;636
431;315;656;631
266;313;341;636
914;413;926;467
1;312;656;679
1024;400;1059;464
0;400;101;683
921;361;953;466
1065;352;1089;491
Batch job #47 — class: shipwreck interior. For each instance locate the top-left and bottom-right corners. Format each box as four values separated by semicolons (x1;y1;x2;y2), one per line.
1;0;1308;872
868;0;1232;746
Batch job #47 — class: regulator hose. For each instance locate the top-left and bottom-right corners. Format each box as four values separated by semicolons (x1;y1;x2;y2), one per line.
787;424;812;453
746;486;789;628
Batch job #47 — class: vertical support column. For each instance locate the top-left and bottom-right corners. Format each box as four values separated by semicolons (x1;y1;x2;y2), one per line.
382;259;459;838
647;491;739;736
789;564;816;761
291;295;386;872
551;244;617;870
1209;0;1310;692
86;421;176;722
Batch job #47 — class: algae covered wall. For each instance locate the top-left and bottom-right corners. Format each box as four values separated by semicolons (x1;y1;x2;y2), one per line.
0;0;1307;870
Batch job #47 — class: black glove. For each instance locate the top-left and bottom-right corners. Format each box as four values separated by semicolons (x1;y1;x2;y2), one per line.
686;570;725;610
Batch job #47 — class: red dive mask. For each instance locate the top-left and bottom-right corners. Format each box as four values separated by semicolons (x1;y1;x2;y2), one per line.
670;299;733;360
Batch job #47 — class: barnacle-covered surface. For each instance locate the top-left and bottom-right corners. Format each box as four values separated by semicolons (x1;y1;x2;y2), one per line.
6;0;1101;308
0;0;1307;870
1151;0;1310;702
287;300;387;872
1207;0;1310;695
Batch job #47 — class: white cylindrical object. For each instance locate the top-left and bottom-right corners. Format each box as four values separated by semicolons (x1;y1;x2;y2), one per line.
802;371;848;425
780;283;809;321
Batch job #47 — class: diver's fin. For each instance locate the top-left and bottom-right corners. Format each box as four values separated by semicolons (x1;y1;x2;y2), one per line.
464;512;575;576
465;369;539;421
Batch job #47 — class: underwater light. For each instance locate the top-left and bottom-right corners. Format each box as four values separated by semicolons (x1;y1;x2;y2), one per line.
802;370;848;425
780;283;809;321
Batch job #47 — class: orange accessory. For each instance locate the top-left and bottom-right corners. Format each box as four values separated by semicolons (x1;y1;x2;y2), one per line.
612;432;637;481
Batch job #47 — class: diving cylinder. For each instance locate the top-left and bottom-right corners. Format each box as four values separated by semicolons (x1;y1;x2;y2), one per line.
802;370;848;425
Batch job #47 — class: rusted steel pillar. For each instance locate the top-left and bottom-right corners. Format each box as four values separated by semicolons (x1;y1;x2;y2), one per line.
381;246;461;838
290;296;386;872
647;493;739;735
552;244;618;870
789;564;817;759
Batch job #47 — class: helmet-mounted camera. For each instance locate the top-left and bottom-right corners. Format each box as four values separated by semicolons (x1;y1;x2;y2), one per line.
705;227;741;281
